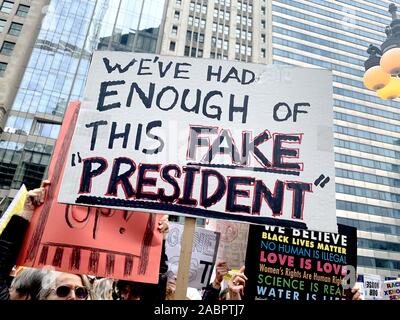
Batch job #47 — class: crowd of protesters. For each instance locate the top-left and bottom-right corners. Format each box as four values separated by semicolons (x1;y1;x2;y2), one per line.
0;181;361;301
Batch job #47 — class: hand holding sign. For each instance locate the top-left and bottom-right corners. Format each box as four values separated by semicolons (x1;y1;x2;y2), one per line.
158;215;169;235
18;180;50;221
213;261;230;289
227;266;247;300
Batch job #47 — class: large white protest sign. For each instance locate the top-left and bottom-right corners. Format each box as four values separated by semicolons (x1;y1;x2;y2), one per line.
59;52;337;232
165;222;220;290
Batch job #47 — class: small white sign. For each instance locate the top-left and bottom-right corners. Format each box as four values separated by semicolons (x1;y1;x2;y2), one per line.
382;280;400;300
165;222;220;290
363;274;383;300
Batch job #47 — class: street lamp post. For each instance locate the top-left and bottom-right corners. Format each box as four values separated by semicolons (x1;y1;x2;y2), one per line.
363;3;400;99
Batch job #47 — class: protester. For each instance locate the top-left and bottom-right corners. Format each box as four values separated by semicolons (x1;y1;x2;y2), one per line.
0;179;365;302
0;181;98;300
93;278;114;300
0;181;49;300
0;179;173;301
114;280;145;300
38;270;94;300
8;267;46;300
202;261;230;301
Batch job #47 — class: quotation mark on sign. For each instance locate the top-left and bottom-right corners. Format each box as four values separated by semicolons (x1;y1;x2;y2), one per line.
71;152;82;167
314;174;330;188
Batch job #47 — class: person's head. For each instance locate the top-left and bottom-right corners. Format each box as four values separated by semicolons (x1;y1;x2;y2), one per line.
115;280;144;300
39;271;93;300
9;267;45;300
93;278;114;300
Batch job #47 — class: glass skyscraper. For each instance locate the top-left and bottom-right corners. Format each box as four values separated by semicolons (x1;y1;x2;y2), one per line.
271;0;400;278
0;0;165;204
160;0;400;278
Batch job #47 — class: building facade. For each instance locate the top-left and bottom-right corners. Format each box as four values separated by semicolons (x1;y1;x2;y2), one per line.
0;0;50;131
159;0;400;277
0;0;166;204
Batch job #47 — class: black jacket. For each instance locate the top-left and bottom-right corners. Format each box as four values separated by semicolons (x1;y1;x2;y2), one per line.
202;283;221;301
0;215;29;300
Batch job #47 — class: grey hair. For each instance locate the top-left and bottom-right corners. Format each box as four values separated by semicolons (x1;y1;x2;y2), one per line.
38;270;60;300
11;268;47;300
38;270;95;300
93;278;114;300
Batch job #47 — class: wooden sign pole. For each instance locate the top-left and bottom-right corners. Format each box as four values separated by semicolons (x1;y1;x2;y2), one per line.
174;216;196;300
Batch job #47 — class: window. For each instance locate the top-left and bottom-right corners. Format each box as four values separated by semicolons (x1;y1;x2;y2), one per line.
21;162;46;191
174;11;180;20
16;4;29;17
176;0;181;5
4;115;32;134
33;121;61;139
171;25;178;36
261;48;266;58
120;34;128;45
0;1;13;14
0;19;6;32
187;31;204;43
246;47;253;56
195;3;201;13
0;41;15;56
169;41;175;51
261;34;266;43
261;20;266;29
0;62;6;76
8;22;22;36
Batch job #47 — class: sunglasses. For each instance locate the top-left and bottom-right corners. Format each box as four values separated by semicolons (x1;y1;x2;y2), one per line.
55;285;89;300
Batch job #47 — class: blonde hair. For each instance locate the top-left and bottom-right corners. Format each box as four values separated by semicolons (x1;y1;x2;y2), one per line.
93;278;114;300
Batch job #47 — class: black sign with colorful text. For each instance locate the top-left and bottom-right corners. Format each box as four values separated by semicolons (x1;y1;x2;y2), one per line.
245;224;357;300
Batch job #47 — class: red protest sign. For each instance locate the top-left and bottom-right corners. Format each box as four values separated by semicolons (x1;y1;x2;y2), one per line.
17;101;163;283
